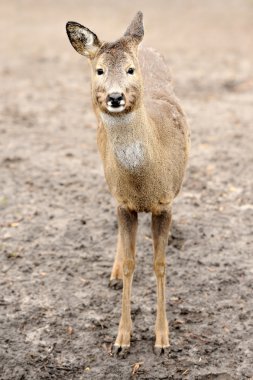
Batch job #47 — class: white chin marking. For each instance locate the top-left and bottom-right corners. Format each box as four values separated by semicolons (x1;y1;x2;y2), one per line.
100;111;134;127
107;105;125;113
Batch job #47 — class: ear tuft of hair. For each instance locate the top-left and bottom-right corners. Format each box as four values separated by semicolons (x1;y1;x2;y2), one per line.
66;21;101;58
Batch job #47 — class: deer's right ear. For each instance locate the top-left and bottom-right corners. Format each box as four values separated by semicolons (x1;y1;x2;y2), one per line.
66;21;101;58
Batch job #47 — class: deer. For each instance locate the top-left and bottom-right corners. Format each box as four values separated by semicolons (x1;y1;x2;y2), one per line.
66;11;190;355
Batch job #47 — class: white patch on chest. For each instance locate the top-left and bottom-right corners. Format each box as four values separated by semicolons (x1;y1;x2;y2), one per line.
99;112;145;171
115;141;144;171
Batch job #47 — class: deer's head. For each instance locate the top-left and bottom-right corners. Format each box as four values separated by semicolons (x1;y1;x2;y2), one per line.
66;12;144;115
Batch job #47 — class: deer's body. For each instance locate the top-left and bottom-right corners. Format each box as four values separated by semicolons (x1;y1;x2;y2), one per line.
97;47;188;214
66;12;189;355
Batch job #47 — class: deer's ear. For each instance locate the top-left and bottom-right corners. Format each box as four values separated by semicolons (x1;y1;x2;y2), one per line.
66;21;101;58
124;11;144;44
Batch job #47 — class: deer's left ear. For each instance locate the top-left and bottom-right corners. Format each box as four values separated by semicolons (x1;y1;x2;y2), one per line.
66;21;102;59
124;11;144;44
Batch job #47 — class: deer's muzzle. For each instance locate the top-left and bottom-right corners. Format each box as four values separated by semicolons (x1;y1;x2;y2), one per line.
106;92;126;112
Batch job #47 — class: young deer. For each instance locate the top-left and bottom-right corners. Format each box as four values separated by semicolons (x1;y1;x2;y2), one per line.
66;12;189;355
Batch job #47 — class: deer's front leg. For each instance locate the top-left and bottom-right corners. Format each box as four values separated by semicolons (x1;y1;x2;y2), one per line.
152;209;172;354
114;206;138;354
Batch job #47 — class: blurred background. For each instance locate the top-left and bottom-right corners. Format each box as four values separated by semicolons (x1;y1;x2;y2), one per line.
1;1;253;379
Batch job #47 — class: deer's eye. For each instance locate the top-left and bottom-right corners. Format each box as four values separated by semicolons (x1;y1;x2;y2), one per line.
97;68;104;75
127;67;135;75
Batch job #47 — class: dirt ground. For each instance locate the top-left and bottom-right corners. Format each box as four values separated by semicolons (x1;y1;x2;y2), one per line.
0;0;253;379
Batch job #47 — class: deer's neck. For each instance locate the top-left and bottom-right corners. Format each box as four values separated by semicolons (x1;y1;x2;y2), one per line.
100;107;152;172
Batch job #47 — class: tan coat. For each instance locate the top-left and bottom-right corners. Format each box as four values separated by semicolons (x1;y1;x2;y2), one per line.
66;11;190;354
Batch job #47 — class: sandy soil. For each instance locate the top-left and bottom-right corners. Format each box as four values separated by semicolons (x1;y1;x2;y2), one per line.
0;0;253;379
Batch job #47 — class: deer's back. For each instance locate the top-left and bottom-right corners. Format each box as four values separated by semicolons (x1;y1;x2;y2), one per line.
139;45;190;191
139;46;178;105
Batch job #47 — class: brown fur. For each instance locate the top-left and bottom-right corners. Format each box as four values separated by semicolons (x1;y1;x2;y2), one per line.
66;11;190;354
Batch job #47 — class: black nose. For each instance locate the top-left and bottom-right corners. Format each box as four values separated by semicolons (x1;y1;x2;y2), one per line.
106;92;125;108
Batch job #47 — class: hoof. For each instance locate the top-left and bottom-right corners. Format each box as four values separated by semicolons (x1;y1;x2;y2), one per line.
113;344;130;358
109;278;123;290
154;345;170;356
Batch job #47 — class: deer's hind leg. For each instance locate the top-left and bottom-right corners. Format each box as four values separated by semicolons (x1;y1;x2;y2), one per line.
109;231;123;288
152;209;172;354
